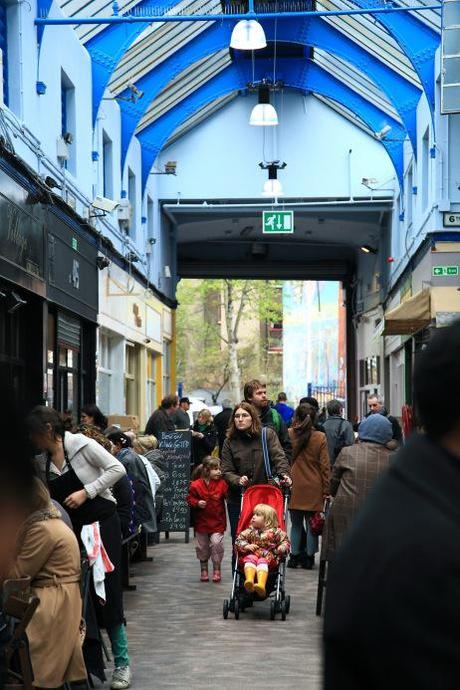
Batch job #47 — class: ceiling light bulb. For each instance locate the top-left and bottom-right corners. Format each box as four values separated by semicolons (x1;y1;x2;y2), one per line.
250;103;278;126
262;178;283;197
230;20;267;50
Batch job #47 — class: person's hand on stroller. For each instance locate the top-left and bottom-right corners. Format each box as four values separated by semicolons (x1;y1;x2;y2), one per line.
239;475;249;487
280;474;292;487
197;500;207;509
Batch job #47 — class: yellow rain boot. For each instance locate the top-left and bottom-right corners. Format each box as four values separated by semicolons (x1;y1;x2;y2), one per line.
244;564;256;593
254;568;268;599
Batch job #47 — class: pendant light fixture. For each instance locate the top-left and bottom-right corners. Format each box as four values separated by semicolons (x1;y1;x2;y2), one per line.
230;20;267;51
260;161;286;197
250;84;278;126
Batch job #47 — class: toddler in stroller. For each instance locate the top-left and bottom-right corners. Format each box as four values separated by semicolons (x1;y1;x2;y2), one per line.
235;503;290;598
223;484;292;620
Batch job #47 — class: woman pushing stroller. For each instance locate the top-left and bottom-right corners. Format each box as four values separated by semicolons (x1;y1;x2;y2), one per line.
235;503;290;599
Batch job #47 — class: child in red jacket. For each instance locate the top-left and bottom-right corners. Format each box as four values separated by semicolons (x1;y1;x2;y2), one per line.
187;456;228;582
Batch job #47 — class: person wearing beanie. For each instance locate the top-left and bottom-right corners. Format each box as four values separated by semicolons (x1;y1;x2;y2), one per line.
323;413;394;561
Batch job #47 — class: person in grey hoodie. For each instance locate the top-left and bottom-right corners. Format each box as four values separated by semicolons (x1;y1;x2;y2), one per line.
323;399;355;465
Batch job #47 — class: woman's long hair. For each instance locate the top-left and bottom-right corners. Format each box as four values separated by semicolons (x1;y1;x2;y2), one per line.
291;404;315;461
226;402;262;439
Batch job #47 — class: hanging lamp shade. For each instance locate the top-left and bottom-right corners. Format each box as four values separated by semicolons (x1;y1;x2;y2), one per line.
230;20;267;50
262;178;283;196
262;164;283;196
250;86;278;126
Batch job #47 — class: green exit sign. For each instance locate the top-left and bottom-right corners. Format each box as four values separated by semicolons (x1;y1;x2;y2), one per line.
433;265;459;277
262;210;294;234
71;237;78;251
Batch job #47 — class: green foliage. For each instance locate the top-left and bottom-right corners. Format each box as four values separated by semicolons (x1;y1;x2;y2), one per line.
176;279;283;399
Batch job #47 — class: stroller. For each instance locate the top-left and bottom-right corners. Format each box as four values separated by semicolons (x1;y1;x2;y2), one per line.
223;484;291;621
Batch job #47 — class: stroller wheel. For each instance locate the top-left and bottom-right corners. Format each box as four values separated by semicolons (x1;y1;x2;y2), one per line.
234;597;240;620
223;599;229;619
270;599;276;620
285;595;291;614
281;599;287;621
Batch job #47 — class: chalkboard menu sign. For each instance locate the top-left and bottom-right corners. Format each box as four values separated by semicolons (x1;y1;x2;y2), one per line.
158;430;191;542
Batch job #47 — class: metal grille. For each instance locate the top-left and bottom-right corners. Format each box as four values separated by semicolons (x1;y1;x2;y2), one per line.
57;312;81;350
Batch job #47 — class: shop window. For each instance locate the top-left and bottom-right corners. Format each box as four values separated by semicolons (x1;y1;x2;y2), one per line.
405;164;413;228
128;167;137;238
58;346;79;419
359;356;380;386
46;313;55;408
162;340;171;395
61;70;76;175
125;342;138;415
421;127;430;211
147;195;154;240
146;350;157;416
102;130;113;199
98;332;112;413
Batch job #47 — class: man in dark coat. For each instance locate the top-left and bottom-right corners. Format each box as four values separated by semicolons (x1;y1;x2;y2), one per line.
324;320;460;690
145;394;178;436
244;379;292;462
365;393;403;443
213;400;233;456
172;397;191;430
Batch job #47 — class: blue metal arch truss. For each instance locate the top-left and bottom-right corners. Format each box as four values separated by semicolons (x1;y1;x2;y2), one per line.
138;57;405;190
347;0;439;115
86;0;180;124
117;16;420;170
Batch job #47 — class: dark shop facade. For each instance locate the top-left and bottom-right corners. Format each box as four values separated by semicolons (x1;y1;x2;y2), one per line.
0;155;98;419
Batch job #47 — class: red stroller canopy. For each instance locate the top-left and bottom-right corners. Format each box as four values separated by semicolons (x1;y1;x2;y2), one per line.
236;485;286;534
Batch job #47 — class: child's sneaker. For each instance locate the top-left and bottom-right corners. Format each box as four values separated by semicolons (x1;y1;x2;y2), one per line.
212;570;221;583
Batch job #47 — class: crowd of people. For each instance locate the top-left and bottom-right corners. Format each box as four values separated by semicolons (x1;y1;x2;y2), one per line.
6;317;459;690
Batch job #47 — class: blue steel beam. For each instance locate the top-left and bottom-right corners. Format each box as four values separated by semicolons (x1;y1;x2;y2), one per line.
118;16;418;168
86;0;179;124
35;4;442;25
138;57;405;190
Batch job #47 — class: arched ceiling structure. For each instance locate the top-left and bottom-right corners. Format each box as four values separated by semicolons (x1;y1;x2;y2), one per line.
37;0;441;190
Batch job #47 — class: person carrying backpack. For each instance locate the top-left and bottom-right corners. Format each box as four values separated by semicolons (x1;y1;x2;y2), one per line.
244;379;292;463
323;399;355;465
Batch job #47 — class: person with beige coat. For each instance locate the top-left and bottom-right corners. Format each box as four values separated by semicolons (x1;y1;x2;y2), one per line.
8;479;86;688
288;403;330;569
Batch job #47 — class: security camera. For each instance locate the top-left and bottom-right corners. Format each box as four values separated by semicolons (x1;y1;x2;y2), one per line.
147;238;156;245
374;125;392;141
127;82;144;100
96;256;110;270
92;196;119;213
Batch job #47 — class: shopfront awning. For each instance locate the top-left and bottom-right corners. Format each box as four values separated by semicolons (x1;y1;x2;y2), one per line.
382;287;460;336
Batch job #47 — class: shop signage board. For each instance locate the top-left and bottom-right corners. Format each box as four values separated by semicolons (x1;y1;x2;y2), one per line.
158;430;191;542
432;265;459;276
443;212;460;226
262;210;294;234
0;173;45;282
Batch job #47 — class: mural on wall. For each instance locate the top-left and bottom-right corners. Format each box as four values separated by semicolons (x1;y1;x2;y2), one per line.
283;281;346;406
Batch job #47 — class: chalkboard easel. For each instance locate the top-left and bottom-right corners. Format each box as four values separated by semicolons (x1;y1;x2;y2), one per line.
158;430;191;543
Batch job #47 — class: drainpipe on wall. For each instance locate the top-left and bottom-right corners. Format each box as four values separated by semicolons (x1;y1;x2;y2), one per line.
348;148;354;202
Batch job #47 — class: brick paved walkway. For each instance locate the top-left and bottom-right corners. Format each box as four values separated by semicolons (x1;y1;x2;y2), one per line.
101;534;322;690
